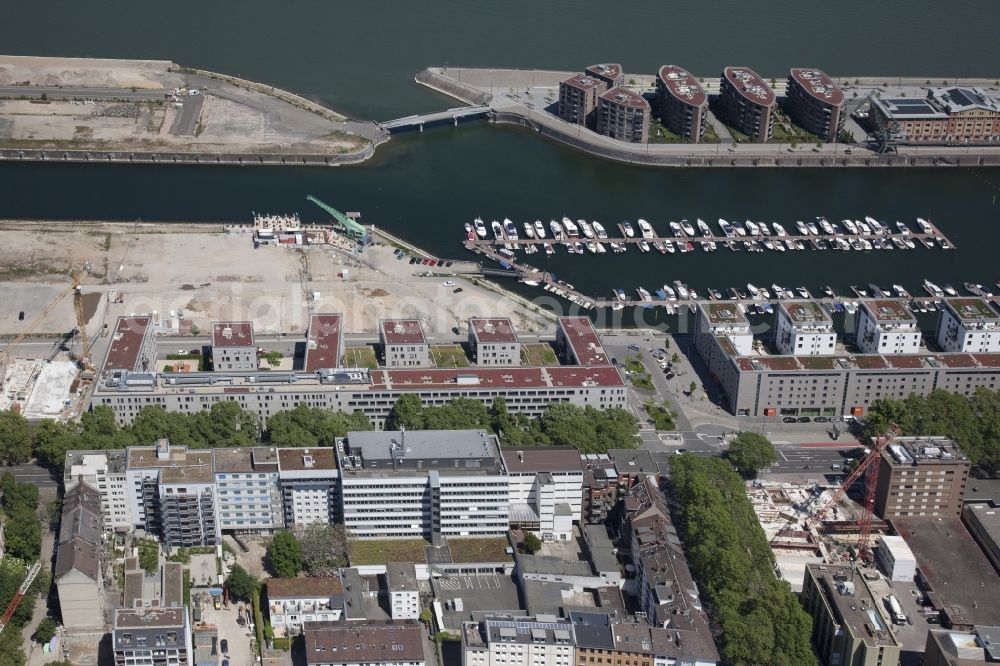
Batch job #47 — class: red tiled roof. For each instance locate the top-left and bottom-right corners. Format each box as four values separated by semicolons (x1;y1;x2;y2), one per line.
558;317;609;366
104;316;152;372
469;318;518;343
304;314;342;372
379;319;426;345
212;321;254;348
657;65;707;107
789;68;844;106
599;86;650;110
586;63;623;83
562;74;604;91
973;354;1000;368
380;364;623;390
723;66;775;106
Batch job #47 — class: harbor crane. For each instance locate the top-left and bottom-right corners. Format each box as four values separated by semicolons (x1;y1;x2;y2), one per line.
0;561;42;635
306;195;367;239
806;423;901;562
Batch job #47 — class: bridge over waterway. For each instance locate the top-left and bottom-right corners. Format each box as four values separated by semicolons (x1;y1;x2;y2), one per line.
379;105;492;132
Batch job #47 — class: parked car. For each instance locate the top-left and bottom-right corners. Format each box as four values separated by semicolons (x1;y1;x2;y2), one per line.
782;417;797;424
452;287;463;293
814;416;830;423
220;639;228;655
797;416;812;423
628;343;641;351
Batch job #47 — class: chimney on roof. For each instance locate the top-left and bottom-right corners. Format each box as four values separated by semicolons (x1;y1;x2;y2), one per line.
222;326;233;339
517;450;523;462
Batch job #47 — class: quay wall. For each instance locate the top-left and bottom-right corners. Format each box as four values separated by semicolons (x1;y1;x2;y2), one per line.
415;69;493;106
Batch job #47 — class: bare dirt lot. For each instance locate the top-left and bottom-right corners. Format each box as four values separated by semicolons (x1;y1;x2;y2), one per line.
0;221;552;340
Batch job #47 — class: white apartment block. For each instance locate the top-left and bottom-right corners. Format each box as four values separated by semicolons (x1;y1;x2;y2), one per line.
387;563;420;620
935;298;1000;353
501;448;582;541
856;299;921;355
213;447;284;532
694;303;754;370
462;616;575;666
212;321;257;371
775;301;837;356
468;318;522;366
338;430;510;544
277;448;340;526
380;319;430;367
113;606;192;666
64;450;132;531
266;577;344;636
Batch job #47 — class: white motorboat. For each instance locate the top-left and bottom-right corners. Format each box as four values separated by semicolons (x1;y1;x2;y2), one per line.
491;220;503;240
842;219;858;234
784;239;796;251
923;279;944;297
523;222;535;239
664;240;676;254
669;222;684;237
806;220;820;235
592;221;608;239
772;222;787;237
680;219;696;236
562;217;580;237
818;217;835;234
719;219;736;237
795;220;810;235
917;217;933;234
673;281;689;299
797;287;810;299
622;221;635;237
638;218;655;239
746;220;761;236
638;240;651;253
663;285;677;301
543;243;554;255
474;217;488;238
758;222;771;236
579;220;595;238
549;220;564;239
504;219;519;240
896;221;912;235
697;219;713;237
534;220;546;238
746;283;761;298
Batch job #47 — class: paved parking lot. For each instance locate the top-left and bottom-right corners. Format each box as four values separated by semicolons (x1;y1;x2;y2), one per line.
437;573;505;592
201;602;256;666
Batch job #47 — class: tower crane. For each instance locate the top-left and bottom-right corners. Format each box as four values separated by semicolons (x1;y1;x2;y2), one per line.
0;561;42;635
72;282;96;375
805;423;901;561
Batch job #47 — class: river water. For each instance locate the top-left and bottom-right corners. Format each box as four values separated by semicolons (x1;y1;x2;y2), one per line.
2;1;1000;322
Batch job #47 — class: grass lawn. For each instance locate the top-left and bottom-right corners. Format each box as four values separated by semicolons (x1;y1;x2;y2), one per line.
521;343;559;366
770;109;822;145
430;345;470;368
648;118;721;144
625;356;655;391
644;401;677;431
447;537;513;563
349;538;429;565
702;122;721;143
343;346;378;369
725;125;752;143
166;353;206;371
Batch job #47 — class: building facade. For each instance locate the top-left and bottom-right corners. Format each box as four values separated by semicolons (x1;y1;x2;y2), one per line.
585;64;624;90
55;484;106;629
501;447;582;540
654;65;708;142
387;563;420;620
380;319;430;368
869;86;1000;144
113;607;192;666
462;616;575;666
718;67;775;142
559;74;606;128
801;564;901;666
963;500;1000;575
874;437;970;519
338;430;510;544
597;87;650;144
213;447;283;533
856;299;921;355
266;577;345;636
775;300;837;356
278;448;340;526
303;621;425;666
935;298;1000;353
468;318;521;366
211;321;257;371
785;68;845;142
875;535;917;583
64;450;131;531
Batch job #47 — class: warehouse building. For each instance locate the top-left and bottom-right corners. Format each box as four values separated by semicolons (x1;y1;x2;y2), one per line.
869;86;1000;144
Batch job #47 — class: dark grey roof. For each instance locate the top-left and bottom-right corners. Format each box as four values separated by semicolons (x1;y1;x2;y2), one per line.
521;580;570;617
59;505;102;546
519;555;592;577
570;611;614;649
55;538;99;581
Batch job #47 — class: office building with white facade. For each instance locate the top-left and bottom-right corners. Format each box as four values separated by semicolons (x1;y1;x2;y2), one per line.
775;301;837;356
380;319;430;367
211;321;257;371
213;447;284;533
277;448;340;526
468;318;521;366
856;299;921;355
64;450;132;531
462;616;575;666
266;576;345;636
386;563;420;620
338;430;510;544
500;447;582;541
935;298;1000;353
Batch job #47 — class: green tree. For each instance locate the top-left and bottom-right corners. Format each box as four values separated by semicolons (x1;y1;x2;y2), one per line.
522;532;541;554
226;564;258;602
77;405;135;450
298;523;349;576
0;410;32;464
726;432;776;478
266;404;372;448
137;539;159;574
268;531;303;578
0;630;25;666
32;420;76;470
34;617;57;643
387;394;424;430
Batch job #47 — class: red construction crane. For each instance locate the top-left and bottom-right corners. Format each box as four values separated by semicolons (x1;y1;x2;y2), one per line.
805;424;901;560
0;560;42;634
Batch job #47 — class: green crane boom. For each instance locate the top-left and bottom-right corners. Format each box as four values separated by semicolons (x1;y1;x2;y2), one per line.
306;195;366;239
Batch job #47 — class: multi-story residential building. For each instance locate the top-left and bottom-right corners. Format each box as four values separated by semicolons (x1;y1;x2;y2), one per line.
127;439;219;548
64;449;131;531
113;607;192;666
462;616;575;666
694;298;1000;418
103;315;157;374
585;64;624;90
569;612;615;666
387;563;420;620
338;429;510;544
801;564;902;666
277;447;340;526
55;483;106;629
213;447;283;533
211;321;257;371
558;74;606;128
654;65;708;142
91;314;625;428
304;621;425;666
963;500;1000;575
581;449;660;525
784;68;845;142
380;319;430;367
718;67;775;142
555;317;611;366
467;318;521;366
869;86;1000;144
597;87;650;144
856;299;921;355
875;437;970;519
266;577;344;636
923;625;1000;665
936;298;1000;353
501;447;582;540
775;300;837;356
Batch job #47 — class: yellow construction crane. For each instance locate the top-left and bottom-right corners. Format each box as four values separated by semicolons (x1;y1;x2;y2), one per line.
72;282;95;375
0;270;84;391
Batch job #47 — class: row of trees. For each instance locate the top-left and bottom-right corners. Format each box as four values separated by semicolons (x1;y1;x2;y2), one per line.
0;473;42;561
670;455;816;666
864;388;1000;475
265;523;350;578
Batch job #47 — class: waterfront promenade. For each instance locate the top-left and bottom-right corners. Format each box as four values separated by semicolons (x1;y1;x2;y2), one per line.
416;66;1000;168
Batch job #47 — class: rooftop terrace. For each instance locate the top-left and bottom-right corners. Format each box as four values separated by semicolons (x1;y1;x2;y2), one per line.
658;65;707;107
789;68;844;106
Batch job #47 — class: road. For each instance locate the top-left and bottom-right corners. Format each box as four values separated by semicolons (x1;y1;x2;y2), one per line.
0;463;59;488
0;85;169;101
169;94;204;136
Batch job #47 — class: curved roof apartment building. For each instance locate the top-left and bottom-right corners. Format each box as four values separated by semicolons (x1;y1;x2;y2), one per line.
597;87;650;144
654;65;708;142
585;63;624;89
718;66;775;142
785;68;845;142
